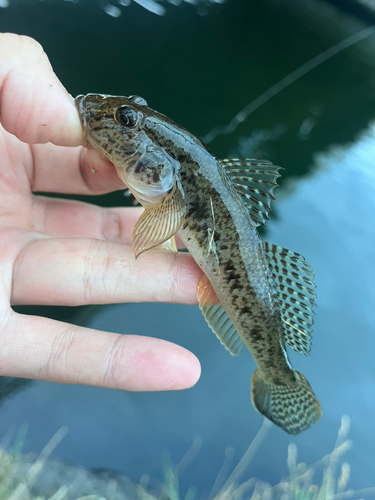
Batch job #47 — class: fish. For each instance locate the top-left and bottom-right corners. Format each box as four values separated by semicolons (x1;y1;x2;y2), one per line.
75;93;322;434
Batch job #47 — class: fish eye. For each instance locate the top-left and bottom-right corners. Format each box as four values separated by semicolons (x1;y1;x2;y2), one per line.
115;106;138;128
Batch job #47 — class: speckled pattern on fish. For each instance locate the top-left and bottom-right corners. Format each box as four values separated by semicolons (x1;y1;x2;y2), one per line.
75;94;322;435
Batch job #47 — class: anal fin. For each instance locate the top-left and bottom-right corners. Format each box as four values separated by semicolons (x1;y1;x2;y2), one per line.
197;274;243;356
197;272;220;306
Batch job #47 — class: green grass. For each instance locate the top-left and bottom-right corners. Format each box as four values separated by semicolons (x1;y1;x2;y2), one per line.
0;416;373;500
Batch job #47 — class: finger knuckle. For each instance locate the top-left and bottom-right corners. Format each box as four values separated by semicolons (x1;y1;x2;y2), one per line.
39;326;75;382
99;335;127;388
168;252;183;301
153;251;181;303
101;209;121;242
81;241;113;304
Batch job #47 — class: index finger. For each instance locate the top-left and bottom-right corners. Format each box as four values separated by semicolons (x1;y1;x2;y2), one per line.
0;33;127;194
0;33;82;147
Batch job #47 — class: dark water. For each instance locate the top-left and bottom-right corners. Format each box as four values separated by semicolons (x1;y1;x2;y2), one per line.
1;0;375;494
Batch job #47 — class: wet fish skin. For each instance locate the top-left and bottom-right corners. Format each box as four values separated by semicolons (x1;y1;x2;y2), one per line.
75;93;322;434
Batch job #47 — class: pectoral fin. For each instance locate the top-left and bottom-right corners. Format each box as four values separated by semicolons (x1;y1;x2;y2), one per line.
132;186;185;258
156;237;178;252
197;274;243;356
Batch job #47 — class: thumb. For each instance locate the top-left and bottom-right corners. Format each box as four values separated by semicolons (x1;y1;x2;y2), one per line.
0;33;83;147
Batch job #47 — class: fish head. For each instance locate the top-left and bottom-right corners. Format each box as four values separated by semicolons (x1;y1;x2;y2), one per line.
76;93;181;206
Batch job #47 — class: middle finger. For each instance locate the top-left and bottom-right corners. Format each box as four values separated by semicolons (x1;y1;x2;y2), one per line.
12;237;202;306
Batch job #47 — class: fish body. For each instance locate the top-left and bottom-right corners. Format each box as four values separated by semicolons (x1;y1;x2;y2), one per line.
75;94;322;434
178;162;292;384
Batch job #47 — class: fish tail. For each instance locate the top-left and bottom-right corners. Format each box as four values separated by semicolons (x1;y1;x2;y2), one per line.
250;369;322;435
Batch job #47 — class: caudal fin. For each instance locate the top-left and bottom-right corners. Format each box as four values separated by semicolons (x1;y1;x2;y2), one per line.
251;370;322;435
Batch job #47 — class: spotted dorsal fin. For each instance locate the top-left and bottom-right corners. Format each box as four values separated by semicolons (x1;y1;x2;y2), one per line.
197;274;243;356
262;242;316;355
220;158;282;227
132;186;185;258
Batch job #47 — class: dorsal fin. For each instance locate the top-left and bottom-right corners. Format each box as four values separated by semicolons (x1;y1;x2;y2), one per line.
220;158;282;227
262;242;316;356
197;274;243;356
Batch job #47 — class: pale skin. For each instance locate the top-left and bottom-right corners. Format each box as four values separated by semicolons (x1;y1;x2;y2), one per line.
0;33;203;391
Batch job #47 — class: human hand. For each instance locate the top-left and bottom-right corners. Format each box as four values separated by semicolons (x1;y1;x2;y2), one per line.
0;33;202;391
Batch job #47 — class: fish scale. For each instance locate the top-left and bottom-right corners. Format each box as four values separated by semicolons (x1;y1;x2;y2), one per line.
75;93;322;435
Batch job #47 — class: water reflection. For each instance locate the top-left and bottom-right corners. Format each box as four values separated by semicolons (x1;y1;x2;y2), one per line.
0;122;375;492
201;23;375;145
1;0;224;16
229;124;287;159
